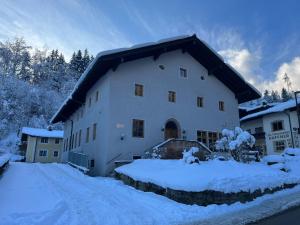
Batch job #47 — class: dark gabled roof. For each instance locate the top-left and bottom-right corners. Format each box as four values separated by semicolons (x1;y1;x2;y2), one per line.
51;34;261;123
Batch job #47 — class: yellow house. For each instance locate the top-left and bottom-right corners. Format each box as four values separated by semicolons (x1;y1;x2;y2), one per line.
20;127;64;163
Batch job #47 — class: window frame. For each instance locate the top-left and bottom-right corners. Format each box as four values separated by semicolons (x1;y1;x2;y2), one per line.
134;84;144;97
197;96;203;107
197;130;207;145
179;67;187;78
41;137;48;144
274;140;286;152
271;120;284;132
53;151;59;157
55;138;60;144
39;150;47;157
132;119;144;138
93;123;97;141
86;127;90;143
168;91;176;103
219;101;225;111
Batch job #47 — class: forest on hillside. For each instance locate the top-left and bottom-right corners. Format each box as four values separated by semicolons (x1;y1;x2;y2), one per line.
0;37;93;142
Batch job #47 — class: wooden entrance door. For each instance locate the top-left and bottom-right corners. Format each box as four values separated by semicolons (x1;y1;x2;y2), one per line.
164;121;179;140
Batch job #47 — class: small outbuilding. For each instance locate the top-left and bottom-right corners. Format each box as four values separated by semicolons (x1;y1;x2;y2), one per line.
20;127;64;163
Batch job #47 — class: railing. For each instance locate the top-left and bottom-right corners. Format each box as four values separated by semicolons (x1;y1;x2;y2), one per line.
68;151;89;169
144;139;212;159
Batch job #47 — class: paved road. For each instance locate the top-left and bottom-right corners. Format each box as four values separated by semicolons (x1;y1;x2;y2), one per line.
250;206;300;225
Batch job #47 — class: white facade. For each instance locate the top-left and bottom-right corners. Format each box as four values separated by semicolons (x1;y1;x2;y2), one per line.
241;110;300;155
61;50;241;176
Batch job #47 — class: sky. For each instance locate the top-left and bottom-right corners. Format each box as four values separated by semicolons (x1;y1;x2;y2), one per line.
1;0;300;93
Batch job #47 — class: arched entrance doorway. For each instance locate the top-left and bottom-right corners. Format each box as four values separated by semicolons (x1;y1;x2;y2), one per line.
164;119;180;140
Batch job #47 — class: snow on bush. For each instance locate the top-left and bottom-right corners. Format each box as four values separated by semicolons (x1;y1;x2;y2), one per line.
262;155;285;164
182;147;199;164
216;127;256;162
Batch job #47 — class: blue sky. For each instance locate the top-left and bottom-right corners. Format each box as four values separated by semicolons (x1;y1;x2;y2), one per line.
1;0;300;92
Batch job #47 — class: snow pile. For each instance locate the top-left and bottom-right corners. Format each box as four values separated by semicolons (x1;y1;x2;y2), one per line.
182;147;199;164
0;153;10;167
284;148;300;156
262;155;285;164
115;159;298;193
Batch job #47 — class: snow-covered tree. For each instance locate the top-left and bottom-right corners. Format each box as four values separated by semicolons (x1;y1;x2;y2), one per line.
216;127;256;162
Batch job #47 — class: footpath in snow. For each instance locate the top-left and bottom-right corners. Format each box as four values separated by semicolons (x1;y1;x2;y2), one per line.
1;162;300;225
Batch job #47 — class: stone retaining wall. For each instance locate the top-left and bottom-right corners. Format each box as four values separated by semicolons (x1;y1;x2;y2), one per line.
115;172;297;206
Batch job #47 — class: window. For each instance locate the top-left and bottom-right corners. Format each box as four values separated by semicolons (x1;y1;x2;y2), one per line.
90;159;95;168
93;123;97;140
132;119;144;138
86;127;90;143
71;134;74;149
197;130;207;145
69;135;72;150
66;138;68;151
274;140;286;152
219;101;225;111
135;84;143;96
95;91;99;102
272;121;284;132
168;91;176;103
208;132;218;148
75;132;78;148
41;137;48;143
79;130;82;147
255;127;264;133
55;138;60;144
39;150;47;157
197;97;203;107
53;151;58;157
133;155;141;160
88;97;92;107
180;68;187;78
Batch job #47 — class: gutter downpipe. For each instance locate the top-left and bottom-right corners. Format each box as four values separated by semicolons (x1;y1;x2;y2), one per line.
283;110;295;148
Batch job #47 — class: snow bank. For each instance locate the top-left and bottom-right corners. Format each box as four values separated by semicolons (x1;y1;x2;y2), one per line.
115;159;298;193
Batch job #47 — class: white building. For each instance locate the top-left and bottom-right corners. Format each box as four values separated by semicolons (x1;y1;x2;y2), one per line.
51;35;260;176
240;99;300;155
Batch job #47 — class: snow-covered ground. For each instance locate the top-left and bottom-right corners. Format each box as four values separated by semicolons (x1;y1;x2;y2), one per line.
115;159;299;193
1;162;300;225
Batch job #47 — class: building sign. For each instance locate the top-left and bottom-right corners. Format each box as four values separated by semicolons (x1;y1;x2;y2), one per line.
268;131;290;140
268;131;300;148
116;123;125;128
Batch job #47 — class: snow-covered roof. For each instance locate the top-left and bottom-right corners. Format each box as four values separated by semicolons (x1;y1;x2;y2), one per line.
240;99;298;121
51;34;260;123
21;127;64;138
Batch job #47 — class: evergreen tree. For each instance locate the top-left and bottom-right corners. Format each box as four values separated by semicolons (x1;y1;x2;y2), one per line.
263;90;272;103
271;90;280;102
281;88;291;102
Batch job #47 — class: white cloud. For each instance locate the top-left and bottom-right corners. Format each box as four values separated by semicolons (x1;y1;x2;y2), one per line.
263;57;300;92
